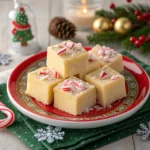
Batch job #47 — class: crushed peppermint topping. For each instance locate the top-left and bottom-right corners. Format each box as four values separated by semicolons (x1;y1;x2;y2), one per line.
88;53;94;62
100;70;110;80
53;41;83;56
61;79;86;93
57;47;66;55
99;70;120;81
97;46;117;62
38;68;60;80
34;126;65;144
61;85;72;91
111;75;119;80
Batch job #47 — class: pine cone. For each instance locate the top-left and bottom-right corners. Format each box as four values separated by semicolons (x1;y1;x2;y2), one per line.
49;17;76;39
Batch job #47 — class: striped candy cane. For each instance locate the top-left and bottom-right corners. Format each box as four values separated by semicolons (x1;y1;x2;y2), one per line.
0;102;15;129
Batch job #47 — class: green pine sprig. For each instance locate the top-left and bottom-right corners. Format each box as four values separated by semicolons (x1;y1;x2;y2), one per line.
88;4;150;53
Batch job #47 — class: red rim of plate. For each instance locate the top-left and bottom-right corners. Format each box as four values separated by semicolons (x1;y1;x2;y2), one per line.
7;47;150;122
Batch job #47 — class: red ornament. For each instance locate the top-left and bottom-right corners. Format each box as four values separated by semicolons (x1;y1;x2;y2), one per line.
139;35;146;42
143;12;149;18
109;3;115;9
130;36;137;43
146;36;150;41
111;18;117;24
134;40;142;48
126;0;132;2
137;15;143;21
134;10;141;16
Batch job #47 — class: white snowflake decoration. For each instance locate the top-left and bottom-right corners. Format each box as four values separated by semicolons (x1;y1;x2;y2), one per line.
34;126;65;144
0;54;12;65
136;121;150;141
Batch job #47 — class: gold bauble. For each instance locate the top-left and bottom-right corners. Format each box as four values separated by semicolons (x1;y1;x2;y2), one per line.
114;17;132;34
93;17;113;33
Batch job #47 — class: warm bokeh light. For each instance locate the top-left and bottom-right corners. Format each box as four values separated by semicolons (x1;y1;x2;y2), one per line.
81;0;86;4
83;8;87;14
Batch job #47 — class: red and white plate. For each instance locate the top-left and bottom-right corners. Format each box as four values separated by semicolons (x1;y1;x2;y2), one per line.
7;47;150;129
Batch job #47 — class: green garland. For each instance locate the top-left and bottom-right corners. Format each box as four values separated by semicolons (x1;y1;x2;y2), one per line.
88;4;150;53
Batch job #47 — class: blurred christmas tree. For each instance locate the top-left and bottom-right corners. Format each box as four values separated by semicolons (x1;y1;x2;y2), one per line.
11;7;33;46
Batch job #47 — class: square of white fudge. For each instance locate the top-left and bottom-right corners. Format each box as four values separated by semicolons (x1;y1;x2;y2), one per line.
85;67;126;107
25;67;63;105
90;45;124;72
47;41;88;78
54;76;96;115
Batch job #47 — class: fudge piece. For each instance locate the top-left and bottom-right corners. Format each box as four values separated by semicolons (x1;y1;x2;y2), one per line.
47;40;88;78
25;67;63;105
90;45;124;72
79;53;100;80
54;76;96;115
85;67;126;107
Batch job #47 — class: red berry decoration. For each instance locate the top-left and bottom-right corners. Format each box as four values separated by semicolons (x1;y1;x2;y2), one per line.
146;36;150;41
135;40;142;48
137;15;143;21
146;17;150;23
111;18;117;24
132;24;135;29
134;10;141;16
126;0;132;2
130;36;137;43
110;3;115;9
143;12;149;18
139;35;146;42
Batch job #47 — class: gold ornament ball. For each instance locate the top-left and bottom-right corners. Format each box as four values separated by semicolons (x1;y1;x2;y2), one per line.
93;17;113;32
114;17;132;34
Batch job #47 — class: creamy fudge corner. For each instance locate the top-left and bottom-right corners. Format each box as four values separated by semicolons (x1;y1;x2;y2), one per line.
54;76;96;115
25;67;64;105
85;67;126;107
47;40;88;78
90;45;124;72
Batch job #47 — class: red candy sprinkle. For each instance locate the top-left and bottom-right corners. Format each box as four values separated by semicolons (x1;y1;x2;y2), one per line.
100;71;110;80
126;0;132;2
52;69;59;78
57;48;66;55
73;81;84;90
66;42;75;48
61;85;72;91
39;71;48;75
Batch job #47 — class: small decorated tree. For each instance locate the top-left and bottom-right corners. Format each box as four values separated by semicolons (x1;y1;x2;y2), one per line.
11;7;33;46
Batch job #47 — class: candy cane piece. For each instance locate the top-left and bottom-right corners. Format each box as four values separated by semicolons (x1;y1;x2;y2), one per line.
72;81;84;90
61;85;72;91
0;102;15;129
65;42;75;48
52;69;59;78
57;48;66;55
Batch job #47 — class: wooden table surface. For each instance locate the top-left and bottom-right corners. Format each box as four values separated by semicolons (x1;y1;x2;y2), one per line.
0;0;150;150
